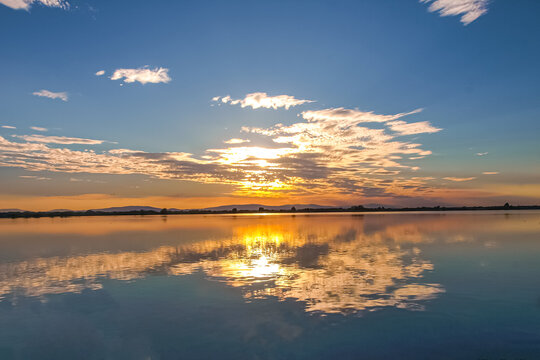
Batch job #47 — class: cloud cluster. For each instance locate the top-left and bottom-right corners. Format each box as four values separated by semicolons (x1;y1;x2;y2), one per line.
0;135;237;185
214;92;314;110
30;126;47;132
32;89;68;102
0;0;68;10
0;104;442;199
110;67;171;84
420;0;488;25
235;107;441;195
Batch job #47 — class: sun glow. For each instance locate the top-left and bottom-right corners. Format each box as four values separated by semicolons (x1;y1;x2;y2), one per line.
209;146;295;166
236;179;292;196
197;226;289;285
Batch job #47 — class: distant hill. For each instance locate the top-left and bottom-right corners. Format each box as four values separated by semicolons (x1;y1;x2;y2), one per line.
199;204;332;211
0;205;332;214
91;206;163;213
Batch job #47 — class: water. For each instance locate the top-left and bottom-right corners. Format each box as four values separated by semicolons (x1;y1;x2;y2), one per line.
0;211;539;359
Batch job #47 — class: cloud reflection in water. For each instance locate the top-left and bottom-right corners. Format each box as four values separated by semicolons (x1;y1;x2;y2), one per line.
0;216;444;315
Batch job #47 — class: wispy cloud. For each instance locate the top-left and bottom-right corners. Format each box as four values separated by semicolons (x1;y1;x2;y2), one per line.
214;92;314;110
1;125;16;129
420;0;489;25
443;177;476;182
476;152;488;156
386;120;442;135
110;67;171;84
30;126;47;132
32;89;68;102
301;108;422;123
482;171;499;175
19;175;51;180
224;138;251;144
95;70;105;76
12;135;105;145
0;0;69;11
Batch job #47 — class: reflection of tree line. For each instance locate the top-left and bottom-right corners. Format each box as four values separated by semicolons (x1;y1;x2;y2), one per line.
0;223;444;314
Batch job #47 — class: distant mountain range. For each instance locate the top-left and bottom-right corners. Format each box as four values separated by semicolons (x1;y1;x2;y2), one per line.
91;204;332;212
0;204;333;213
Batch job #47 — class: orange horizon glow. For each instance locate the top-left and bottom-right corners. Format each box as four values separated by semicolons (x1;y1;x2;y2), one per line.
1;181;539;212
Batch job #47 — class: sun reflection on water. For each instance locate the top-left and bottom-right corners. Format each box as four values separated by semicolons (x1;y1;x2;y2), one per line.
0;215;453;315
168;223;444;313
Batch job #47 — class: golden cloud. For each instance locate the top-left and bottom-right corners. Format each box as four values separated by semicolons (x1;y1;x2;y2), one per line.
0;103;443;199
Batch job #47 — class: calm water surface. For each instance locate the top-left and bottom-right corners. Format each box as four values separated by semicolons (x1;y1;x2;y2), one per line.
0;211;539;359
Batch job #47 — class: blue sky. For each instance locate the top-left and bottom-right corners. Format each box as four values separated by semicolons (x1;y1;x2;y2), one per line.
1;0;539;210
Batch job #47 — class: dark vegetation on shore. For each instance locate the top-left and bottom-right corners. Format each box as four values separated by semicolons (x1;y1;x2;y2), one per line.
1;203;539;219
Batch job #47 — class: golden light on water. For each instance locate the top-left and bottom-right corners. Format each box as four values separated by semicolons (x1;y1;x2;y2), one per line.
222;255;283;281
0;215;469;314
3;211;537;313
5;212;536;313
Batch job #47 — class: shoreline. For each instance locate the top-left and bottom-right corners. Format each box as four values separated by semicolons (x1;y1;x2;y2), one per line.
1;205;539;219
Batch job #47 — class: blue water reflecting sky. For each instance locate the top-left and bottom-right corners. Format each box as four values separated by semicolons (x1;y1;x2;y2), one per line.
0;212;539;359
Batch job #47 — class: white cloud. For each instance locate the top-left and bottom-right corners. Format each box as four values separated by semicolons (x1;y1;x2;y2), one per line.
386;120;442;135
301;108;422;123
214;92;314;110
32;89;68;102
108;149;143;155
110;67;171;84
1;125;16;129
476;152;488;156
482;171;498;175
224;138;251;144
443;177;476;182
0;0;68;10
420;0;488;25
95;70;105;76
30;126;47;132
12;135;105;145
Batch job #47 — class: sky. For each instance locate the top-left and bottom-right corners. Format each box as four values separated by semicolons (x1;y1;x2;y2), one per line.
0;0;539;211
